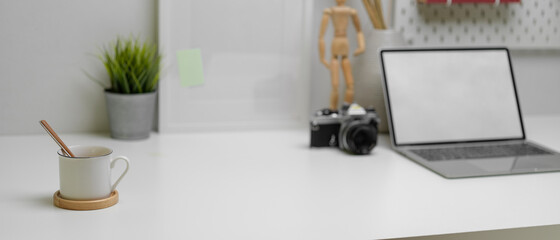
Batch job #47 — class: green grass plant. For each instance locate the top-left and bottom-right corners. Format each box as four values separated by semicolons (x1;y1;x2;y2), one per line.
100;36;161;94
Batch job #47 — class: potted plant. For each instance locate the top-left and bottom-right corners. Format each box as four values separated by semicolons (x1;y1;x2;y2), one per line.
98;35;161;140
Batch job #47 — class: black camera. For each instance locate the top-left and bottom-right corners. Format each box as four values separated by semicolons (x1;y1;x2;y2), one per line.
310;103;380;155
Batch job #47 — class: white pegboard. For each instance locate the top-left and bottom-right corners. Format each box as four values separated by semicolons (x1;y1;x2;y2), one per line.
394;0;560;49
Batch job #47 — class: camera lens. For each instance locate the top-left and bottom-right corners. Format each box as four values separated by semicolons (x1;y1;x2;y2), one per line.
344;125;377;154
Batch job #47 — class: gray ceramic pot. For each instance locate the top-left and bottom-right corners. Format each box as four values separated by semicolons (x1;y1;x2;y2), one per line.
105;91;157;140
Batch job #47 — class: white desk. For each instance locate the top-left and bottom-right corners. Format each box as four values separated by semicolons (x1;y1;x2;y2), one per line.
1;115;560;240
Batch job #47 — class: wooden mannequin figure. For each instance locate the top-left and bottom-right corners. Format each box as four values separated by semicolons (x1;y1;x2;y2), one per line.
319;0;366;111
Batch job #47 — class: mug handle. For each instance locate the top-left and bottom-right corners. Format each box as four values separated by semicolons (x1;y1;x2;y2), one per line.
110;156;130;192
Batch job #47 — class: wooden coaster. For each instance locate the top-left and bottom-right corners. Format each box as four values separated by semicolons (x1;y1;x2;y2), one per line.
53;190;119;210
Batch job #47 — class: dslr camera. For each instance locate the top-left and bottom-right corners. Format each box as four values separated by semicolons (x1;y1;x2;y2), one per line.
310;103;380;155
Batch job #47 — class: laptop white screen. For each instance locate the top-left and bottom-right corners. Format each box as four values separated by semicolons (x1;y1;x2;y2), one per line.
382;49;524;145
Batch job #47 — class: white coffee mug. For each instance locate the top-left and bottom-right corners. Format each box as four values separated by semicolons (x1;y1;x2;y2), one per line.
58;146;130;200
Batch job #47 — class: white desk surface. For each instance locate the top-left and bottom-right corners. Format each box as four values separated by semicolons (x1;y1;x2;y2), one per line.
1;115;560;240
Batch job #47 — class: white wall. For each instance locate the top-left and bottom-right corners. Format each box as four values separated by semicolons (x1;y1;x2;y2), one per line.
510;50;560;115
0;0;157;135
1;0;559;135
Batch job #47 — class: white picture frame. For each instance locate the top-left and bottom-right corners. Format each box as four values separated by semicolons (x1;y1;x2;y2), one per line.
158;0;314;133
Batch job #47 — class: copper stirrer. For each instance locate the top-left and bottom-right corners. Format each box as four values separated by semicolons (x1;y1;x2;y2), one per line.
39;120;75;157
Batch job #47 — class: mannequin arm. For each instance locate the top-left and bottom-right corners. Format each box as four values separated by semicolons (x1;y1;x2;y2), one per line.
319;10;330;68
351;10;366;56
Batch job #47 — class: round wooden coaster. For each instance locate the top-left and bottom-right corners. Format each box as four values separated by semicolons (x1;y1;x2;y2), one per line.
53;190;119;210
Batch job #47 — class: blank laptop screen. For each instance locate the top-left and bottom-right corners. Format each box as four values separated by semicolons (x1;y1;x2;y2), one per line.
381;49;524;145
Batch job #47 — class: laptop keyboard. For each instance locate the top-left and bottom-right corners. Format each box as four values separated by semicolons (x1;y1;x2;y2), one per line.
411;143;554;161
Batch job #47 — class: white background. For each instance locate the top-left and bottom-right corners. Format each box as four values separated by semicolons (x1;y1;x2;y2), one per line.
0;0;157;135
0;1;560;238
0;0;559;135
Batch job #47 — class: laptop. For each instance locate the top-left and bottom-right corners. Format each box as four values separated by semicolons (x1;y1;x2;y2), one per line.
379;47;560;178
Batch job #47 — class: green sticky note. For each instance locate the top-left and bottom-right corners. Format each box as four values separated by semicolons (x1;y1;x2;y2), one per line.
176;49;204;87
